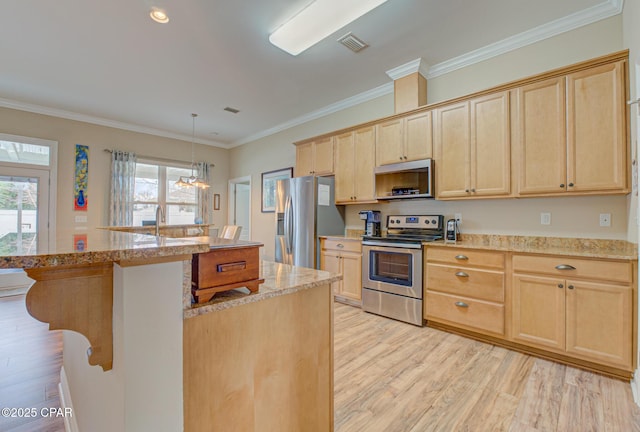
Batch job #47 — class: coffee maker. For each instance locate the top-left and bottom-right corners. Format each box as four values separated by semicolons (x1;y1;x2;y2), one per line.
359;210;381;237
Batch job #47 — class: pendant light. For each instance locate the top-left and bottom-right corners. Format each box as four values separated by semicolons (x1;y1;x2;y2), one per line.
176;113;210;189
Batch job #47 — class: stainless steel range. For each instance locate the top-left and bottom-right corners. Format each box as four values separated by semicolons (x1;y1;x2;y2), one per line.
361;214;444;326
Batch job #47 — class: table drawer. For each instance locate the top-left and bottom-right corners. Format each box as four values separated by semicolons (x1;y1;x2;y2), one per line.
322;238;361;254
426;247;505;269
512;254;632;284
192;246;260;289
426;264;504;302
426;291;504;336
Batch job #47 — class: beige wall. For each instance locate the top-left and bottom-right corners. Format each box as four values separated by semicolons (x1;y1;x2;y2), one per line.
0;107;230;234
231;15;631;260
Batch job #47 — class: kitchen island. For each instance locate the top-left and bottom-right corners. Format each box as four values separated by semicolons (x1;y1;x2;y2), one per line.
1;230;340;432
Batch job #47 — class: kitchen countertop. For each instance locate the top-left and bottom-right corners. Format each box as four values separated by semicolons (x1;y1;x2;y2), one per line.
426;234;638;260
0;229;210;269
187;236;263;249
184;260;342;318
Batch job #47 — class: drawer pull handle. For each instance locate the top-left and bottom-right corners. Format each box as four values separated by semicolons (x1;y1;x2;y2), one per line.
455;301;469;308
568;285;575;290
455;271;469;278
558;284;564;289
455;255;468;260
555;264;576;270
337;243;344;248
217;261;247;272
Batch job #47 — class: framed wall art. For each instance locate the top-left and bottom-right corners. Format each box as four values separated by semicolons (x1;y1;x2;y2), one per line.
261;167;292;213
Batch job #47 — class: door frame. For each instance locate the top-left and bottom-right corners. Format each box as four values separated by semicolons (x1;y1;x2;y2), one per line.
227;175;252;240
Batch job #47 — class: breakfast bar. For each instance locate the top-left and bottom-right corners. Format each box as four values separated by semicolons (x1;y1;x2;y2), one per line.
0;230;340;432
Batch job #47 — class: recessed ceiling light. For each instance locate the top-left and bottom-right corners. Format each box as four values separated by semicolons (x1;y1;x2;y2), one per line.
150;7;169;24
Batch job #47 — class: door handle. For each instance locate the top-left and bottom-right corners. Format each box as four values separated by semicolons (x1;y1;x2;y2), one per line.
455;271;469;278
555;264;576;270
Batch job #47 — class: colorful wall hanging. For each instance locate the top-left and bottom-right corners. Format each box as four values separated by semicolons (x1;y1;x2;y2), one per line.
73;233;88;251
74;144;88;211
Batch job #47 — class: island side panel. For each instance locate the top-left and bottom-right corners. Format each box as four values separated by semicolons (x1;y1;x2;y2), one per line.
183;283;333;432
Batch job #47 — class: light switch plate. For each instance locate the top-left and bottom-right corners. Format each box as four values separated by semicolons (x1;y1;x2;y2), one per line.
540;212;551;225
75;215;87;223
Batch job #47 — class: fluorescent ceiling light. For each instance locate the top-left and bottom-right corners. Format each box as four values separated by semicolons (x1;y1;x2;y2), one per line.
269;0;388;56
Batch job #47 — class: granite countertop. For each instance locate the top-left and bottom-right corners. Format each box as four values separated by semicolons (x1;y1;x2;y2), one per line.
99;223;216;231
425;234;638;260
188;236;264;250
0;230;210;269
184;260;342;318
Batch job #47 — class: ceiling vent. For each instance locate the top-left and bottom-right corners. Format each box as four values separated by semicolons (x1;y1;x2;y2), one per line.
224;107;240;114
337;33;368;53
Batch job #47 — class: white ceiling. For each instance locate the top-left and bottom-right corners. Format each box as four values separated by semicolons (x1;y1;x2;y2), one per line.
0;0;619;149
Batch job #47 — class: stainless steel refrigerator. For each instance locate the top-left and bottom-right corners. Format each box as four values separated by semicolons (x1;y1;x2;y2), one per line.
275;176;345;269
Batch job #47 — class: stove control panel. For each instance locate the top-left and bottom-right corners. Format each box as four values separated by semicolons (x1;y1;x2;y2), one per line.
386;215;443;229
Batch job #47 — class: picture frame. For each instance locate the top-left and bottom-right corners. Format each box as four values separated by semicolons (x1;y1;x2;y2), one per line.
261;167;293;213
213;193;221;211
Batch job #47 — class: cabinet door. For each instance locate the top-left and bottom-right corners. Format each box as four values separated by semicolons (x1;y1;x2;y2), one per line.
334;132;355;203
320;250;342;295
340;252;362;301
565;280;632;369
295;142;314;177
511;274;565;351
435;102;470;198
567;61;627;193
405;111;432;162
516;77;567;195
353;126;376;202
471;92;510;196
376;118;404;166
313;137;334;176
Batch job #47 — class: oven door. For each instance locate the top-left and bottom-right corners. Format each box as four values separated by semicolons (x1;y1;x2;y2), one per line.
362;244;423;299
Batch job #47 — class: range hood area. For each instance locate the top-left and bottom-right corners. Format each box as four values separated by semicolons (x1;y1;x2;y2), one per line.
374;158;434;200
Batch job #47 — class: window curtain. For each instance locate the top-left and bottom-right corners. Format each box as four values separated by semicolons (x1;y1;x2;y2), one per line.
196;162;212;224
109;150;137;226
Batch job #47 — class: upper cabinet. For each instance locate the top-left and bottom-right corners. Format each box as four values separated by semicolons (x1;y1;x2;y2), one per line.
335;126;377;204
294;136;334;177
375;111;432;166
516;60;627;196
435;91;511;199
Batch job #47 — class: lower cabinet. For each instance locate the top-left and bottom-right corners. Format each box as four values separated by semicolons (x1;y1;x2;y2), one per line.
320;238;362;304
512;254;633;370
424;246;636;377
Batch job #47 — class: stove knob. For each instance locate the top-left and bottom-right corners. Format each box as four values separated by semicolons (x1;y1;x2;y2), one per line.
389;219;395;224
425;220;430;224
395;219;400;224
432;219;437;225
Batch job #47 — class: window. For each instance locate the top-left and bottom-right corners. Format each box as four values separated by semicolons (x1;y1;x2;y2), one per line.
133;160;197;225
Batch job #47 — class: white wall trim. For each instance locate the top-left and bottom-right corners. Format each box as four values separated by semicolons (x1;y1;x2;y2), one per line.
59;366;80;432
0;97;229;149
632;370;640;407
426;0;623;79
230;82;394;147
386;58;430;80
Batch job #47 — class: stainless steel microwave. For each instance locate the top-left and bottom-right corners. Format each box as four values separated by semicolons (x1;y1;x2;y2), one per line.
374;158;434;200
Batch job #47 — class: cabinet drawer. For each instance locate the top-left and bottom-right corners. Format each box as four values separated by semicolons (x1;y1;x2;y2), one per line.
426;247;505;269
426;264;504;302
322;238;361;253
512;254;632;284
426;291;504;336
192;246;260;289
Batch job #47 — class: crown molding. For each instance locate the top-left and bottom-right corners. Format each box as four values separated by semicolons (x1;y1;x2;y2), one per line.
386;58;430;80
427;0;623;79
230;82;393;147
0;97;230;149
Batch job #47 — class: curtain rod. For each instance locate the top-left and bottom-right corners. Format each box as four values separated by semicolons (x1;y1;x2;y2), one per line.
103;149;214;167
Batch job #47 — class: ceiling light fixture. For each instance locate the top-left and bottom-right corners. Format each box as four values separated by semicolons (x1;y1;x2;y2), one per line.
176;114;210;189
150;7;169;24
268;0;388;56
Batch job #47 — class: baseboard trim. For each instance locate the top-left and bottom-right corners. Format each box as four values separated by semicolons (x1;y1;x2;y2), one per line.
632;369;640;407
59;366;80;432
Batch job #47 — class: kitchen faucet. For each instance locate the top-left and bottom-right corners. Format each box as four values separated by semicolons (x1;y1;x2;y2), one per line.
155;205;165;236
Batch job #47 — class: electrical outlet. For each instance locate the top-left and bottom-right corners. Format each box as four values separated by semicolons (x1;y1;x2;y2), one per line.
454;213;462;225
599;213;611;227
540;212;551;225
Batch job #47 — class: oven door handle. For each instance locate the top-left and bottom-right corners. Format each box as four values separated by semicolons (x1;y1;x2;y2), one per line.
362;241;423;250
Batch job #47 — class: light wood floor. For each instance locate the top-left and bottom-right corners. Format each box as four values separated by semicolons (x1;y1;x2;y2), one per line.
0;295;64;432
3;295;640;431
334;301;640;432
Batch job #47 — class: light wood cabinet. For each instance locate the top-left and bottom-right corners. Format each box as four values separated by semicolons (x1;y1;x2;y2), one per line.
334;126;376;204
375;111;432;166
434;92;510;199
516;60;627;195
295;136;334;177
320;238;362;304
425;246;506;336
511;254;633;370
